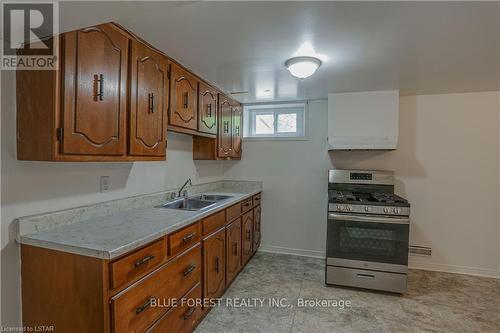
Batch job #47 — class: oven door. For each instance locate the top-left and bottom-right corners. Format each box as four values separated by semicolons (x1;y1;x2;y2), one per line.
327;213;409;268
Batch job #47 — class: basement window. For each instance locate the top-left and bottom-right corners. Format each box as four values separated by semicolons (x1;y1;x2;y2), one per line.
243;103;307;140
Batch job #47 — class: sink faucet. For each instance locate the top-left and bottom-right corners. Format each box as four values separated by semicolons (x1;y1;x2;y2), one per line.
178;178;192;197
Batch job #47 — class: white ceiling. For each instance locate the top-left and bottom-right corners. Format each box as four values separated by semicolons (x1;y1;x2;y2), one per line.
60;1;500;103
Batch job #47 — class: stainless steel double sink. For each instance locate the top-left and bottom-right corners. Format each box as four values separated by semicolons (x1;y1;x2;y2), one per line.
156;194;232;211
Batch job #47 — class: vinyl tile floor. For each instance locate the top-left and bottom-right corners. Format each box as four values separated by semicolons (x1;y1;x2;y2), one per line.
195;252;500;333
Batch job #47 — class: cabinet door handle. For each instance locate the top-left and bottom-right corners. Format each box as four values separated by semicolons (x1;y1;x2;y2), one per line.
183;264;196;277
183;92;188;108
232;242;237;256
235;126;240;136
207;104;212;117
148;93;155;113
93;74;104;101
183;307;196;320
223;121;229;133
246;229;251;241
134;255;154;268
215;257;220;273
136;297;153;314
182;232;196;243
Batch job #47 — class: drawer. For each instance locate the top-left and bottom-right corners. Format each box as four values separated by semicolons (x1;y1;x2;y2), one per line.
202;211;225;236
110;238;166;290
147;283;203;333
326;266;407;293
225;203;241;223
241;198;253;213
111;244;201;333
253;193;261;206
169;222;201;257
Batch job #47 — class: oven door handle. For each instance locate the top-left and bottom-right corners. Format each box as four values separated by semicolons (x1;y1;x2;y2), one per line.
328;213;410;225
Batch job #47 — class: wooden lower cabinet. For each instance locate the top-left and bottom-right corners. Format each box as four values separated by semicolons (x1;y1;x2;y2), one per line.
241;211;254;265
225;218;242;285
21;193;262;333
253;205;261;253
202;229;226;300
111;244;201;333
147;284;203;333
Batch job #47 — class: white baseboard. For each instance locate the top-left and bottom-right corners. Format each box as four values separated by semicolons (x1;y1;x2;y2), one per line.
408;258;500;279
258;245;325;259
258;245;500;279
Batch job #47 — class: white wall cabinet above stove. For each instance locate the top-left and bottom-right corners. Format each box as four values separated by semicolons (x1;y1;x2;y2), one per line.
327;90;399;150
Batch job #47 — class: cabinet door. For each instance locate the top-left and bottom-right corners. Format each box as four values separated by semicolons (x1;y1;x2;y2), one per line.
241;211;254;264
253;206;261;252
226;218;242;285
203;229;226;299
129;41;169;156
169;63;198;130
231;105;242;158
198;82;218;135
218;95;232;158
62;24;128;155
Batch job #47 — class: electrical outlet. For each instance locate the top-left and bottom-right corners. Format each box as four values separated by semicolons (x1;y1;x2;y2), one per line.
100;176;110;193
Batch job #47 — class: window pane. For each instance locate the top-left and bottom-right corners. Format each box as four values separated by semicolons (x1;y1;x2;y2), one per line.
277;113;297;133
255;114;274;134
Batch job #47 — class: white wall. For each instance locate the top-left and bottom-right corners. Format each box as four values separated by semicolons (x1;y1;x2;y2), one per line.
226;92;500;278
0;71;226;326
332;92;500;277
223;100;332;257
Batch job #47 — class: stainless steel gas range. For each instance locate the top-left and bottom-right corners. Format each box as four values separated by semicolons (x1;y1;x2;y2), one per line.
326;169;410;293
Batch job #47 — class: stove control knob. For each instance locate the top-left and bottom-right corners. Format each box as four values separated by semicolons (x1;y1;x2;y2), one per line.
364;206;372;212
383;207;390;213
393;207;400;214
348;205;353;211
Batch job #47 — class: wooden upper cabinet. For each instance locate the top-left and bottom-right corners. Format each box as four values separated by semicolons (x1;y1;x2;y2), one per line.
218;94;233;158
203;229;226;299
231;104;242;159
62;24;129;156
169;63;198;131
198;82;218;136
129;41;169;157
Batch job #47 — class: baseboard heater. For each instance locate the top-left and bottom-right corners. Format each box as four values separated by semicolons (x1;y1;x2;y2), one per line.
409;245;432;256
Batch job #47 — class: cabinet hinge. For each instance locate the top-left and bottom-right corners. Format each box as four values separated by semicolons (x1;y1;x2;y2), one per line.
56;128;63;141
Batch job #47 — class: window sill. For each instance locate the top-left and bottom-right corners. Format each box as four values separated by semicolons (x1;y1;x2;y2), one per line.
243;136;310;142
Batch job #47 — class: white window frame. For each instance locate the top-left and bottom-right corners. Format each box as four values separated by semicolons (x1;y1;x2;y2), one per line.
243;102;308;141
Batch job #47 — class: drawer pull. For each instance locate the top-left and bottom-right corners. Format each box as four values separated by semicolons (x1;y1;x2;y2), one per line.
356;273;375;279
183;264;196;277
183;307;195;320
136;297;153;314
182;232;196;244
134;255;155;268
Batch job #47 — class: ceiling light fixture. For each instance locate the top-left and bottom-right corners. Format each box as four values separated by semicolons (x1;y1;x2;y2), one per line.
285;56;322;79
